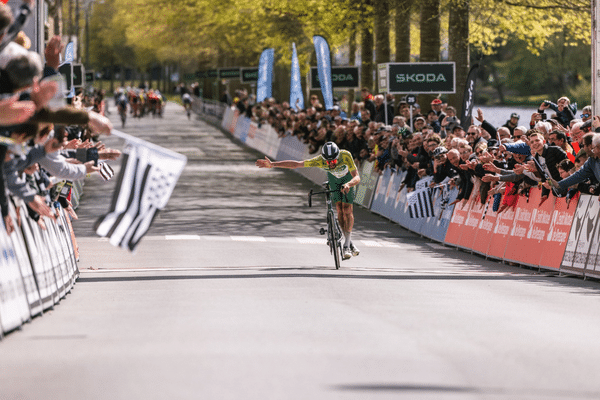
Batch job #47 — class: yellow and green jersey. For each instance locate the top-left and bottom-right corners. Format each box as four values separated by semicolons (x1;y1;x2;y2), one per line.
303;149;357;179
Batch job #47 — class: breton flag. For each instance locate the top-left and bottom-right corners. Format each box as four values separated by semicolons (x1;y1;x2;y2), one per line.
407;187;435;219
94;130;187;252
98;162;114;181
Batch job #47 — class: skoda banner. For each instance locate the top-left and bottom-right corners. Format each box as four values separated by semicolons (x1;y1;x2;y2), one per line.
310;66;360;90
379;62;455;94
241;68;259;83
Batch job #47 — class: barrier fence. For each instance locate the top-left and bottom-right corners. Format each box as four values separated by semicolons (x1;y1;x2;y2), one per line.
198;100;598;279
0;199;79;336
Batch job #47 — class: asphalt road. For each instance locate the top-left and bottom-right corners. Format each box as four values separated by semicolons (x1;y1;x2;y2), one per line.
1;101;600;400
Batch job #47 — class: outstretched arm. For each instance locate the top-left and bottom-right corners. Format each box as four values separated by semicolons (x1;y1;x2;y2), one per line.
256;156;304;169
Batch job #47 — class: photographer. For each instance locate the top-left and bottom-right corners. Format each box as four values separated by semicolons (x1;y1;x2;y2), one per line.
539;97;575;128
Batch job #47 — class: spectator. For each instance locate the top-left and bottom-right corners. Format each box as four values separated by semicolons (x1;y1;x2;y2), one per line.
548;130;573;156
580;105;592;123
539;97;576;128
360;87;376;120
503;113;520;136
466;125;487;149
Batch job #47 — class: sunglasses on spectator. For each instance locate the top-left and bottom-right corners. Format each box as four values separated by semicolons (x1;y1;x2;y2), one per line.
581;113;591;118
467;132;477;136
476;150;484;156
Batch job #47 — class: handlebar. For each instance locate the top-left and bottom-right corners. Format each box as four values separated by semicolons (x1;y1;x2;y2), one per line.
308;182;340;207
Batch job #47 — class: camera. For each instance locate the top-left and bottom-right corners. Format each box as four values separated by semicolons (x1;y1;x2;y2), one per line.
447;116;457;122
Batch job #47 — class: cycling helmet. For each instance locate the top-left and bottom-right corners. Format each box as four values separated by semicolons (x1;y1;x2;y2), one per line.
321;142;340;161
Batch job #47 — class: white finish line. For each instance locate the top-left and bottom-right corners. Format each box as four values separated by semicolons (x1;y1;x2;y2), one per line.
82;235;408;248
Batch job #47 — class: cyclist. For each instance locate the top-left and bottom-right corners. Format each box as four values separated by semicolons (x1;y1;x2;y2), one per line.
256;142;361;259
182;92;192;119
116;92;128;128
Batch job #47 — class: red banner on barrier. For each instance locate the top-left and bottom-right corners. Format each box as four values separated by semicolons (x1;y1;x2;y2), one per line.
539;195;578;270
486;204;515;261
471;196;499;256
458;200;486;250
444;198;469;247
502;189;552;266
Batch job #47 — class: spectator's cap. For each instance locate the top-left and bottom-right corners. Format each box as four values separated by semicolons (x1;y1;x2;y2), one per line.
431;99;442;105
415;116;426;123
432;146;448;158
510;113;520;119
332;105;340;111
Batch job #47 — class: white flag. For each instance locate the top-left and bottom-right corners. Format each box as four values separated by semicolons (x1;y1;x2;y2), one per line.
94;132;187;251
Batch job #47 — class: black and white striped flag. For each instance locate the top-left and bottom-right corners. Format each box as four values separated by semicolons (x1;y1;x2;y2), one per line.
94;132;187;251
407;187;435;219
98;162;114;181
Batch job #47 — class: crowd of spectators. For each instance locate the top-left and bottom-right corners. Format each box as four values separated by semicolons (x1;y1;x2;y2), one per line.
0;0;116;238
230;86;600;209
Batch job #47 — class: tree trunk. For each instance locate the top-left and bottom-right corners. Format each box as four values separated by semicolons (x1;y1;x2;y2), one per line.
448;0;469;112
348;24;357;107
361;23;374;93
419;0;440;108
395;0;412;62
374;0;390;65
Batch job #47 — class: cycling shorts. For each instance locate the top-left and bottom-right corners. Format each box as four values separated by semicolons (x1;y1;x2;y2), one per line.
328;173;355;205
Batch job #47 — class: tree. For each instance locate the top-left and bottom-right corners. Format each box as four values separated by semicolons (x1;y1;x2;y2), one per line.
394;0;413;63
419;0;441;107
447;0;470;110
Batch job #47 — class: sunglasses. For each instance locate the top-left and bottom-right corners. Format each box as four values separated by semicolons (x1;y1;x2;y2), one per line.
326;159;338;167
581;114;591;118
467;132;477;136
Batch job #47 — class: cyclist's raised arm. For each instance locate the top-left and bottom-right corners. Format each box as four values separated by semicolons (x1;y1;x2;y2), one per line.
256;156;304;169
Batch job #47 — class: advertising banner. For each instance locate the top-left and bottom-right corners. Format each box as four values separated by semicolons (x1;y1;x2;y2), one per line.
290;43;304;110
420;186;459;242
276;136;326;185
444;197;469;247
561;194;591;272
385;62;456;94
486;205;515;261
310;66;360;90
257;48;274;103
458;199;486;250
241;68;259;83
354;161;379;209
471;195;499;256
370;167;392;217
245;121;281;159
313;36;334;110
504;188;554;267
540;196;578;271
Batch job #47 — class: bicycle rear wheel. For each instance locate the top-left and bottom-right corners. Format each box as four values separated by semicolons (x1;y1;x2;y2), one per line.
327;211;340;269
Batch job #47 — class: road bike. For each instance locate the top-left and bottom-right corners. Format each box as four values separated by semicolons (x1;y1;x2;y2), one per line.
184;101;192;120
308;182;344;270
118;104;127;128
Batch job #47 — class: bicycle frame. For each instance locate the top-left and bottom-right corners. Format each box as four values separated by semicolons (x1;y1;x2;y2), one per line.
308;182;344;269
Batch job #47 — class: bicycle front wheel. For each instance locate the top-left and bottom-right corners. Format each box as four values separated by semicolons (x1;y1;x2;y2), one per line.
327;211;340;270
